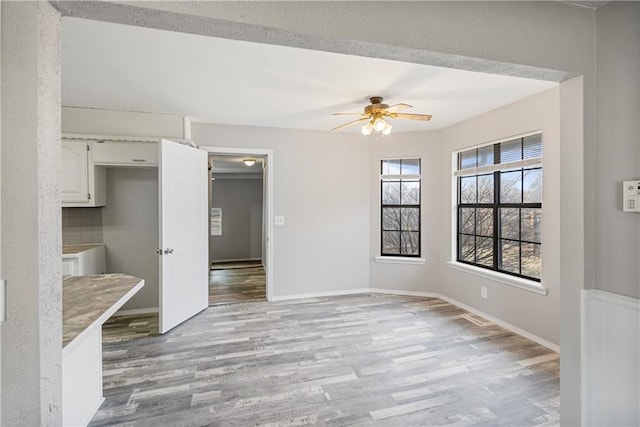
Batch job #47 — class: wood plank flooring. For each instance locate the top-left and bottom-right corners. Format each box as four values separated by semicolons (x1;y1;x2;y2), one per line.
209;266;266;306
91;294;559;426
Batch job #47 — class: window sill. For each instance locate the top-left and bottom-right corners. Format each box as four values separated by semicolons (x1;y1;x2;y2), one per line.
375;256;426;265
446;261;548;295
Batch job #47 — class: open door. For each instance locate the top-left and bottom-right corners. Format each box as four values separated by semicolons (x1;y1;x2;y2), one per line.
159;139;208;334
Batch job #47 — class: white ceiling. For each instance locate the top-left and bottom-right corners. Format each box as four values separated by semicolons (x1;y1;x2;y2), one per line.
62;18;558;134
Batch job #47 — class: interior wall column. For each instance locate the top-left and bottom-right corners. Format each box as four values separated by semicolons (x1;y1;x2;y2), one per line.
1;2;62;425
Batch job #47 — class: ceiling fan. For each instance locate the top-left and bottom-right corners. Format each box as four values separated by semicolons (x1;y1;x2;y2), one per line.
331;96;432;136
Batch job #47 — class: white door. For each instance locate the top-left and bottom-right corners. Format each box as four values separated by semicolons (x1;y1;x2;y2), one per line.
159;139;208;334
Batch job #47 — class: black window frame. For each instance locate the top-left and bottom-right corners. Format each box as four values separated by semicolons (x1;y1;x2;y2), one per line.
380;158;421;257
456;135;542;281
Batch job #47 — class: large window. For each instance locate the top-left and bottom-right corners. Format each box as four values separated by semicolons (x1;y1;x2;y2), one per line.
456;134;542;281
381;158;421;257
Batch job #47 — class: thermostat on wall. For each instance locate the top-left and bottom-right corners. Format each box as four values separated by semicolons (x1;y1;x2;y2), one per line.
623;180;640;212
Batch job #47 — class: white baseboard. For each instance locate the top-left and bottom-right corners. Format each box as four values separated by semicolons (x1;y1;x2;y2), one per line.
270;288;369;302
114;307;158;316
371;288;559;352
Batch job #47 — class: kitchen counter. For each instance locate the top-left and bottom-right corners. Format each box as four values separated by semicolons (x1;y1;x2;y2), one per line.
62;273;144;426
62;244;106;277
63;273;144;348
63;243;104;256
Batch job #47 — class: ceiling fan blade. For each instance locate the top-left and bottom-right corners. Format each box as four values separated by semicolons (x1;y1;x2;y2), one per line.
391;112;433;121
331;117;370;131
383;103;412;113
332;112;367;116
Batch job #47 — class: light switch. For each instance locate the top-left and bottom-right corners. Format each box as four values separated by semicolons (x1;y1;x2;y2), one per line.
275;216;285;226
0;279;6;322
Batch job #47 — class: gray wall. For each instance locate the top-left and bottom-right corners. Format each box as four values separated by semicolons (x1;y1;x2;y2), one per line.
439;88;561;346
595;2;640;299
211;177;263;262
195;124;371;298
102;167;159;311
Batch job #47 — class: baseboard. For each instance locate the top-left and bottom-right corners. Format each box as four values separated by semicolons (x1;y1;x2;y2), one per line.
370;288;559;352
114;307;159;316
211;257;262;264
270;288;370;302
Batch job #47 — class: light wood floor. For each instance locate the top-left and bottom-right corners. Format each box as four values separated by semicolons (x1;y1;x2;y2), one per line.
209;265;266;306
93;294;559;426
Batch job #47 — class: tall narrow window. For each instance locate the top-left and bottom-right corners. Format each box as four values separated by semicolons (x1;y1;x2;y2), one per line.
381;158;421;257
456;134;542;281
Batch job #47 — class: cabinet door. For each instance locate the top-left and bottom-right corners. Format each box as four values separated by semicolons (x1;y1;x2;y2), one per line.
61;140;89;203
91;141;158;166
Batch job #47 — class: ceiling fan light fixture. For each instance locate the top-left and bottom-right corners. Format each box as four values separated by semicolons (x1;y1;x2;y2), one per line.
361;122;373;135
382;123;393;136
243;159;256;167
373;117;387;132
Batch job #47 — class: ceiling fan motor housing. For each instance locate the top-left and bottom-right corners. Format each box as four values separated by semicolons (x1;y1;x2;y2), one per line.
365;96;389;114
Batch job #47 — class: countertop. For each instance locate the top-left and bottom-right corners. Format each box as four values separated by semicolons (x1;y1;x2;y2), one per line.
63;273;144;349
62;243;104;255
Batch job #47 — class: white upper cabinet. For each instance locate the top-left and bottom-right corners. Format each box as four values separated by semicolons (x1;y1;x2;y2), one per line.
61;139;89;203
91;141;158;166
61;139;106;207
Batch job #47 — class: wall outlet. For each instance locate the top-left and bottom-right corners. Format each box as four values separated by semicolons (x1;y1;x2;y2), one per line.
274;216;285;226
481;286;488;299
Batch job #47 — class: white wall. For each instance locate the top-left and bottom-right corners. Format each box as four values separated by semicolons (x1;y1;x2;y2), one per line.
102;167;159;311
438;88;561;346
1;2;62;424
62;106;184;139
368;132;444;294
193;123;371;298
211;176;263;262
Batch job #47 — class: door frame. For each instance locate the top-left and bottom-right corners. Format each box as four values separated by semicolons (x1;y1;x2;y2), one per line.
202;146;274;302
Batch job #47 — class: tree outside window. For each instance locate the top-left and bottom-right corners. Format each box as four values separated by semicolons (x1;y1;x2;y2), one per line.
381;159;421;257
456;134;542;281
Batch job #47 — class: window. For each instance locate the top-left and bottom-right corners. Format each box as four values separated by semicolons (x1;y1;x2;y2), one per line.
381;158;421;257
211;208;222;236
456;134;542;281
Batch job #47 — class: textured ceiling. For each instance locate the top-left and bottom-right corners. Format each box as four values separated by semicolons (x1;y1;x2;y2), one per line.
62;17;558;133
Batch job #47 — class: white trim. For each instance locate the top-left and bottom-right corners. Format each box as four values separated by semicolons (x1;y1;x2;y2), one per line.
370;288;559;352
200;146;274;302
113;307;159;317
584;288;640;310
270;288;369;302
374;256;426;265
447;261;548;295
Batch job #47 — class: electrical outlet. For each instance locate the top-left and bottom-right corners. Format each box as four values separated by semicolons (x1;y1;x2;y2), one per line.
481;286;487;299
274;216;285;226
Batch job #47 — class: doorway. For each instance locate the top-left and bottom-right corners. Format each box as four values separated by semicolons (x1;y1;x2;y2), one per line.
205;148;274;304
